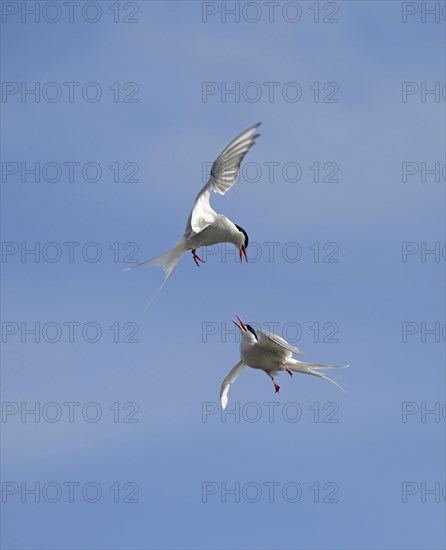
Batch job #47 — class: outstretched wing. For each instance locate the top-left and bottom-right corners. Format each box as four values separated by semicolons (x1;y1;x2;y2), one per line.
256;330;304;357
185;123;261;236
220;360;246;410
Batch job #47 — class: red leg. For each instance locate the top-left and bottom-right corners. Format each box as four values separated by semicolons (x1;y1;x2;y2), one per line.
284;365;293;377
191;249;205;267
271;377;280;393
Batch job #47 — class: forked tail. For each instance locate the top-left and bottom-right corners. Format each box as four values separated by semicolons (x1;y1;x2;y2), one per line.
124;238;188;309
287;359;350;392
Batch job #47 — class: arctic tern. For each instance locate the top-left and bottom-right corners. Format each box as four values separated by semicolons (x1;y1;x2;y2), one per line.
126;124;261;304
220;316;350;410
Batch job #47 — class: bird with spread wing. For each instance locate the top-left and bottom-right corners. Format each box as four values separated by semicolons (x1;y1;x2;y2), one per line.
220;316;350;409
126;124;261;306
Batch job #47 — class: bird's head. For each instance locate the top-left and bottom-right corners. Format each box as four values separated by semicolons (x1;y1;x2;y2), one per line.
234;224;249;263
232;315;258;343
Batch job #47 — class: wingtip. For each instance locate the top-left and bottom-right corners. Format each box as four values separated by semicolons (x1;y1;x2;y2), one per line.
247;122;261;133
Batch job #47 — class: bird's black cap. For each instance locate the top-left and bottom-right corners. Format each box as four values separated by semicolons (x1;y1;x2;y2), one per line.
245;324;258;340
235;224;249;248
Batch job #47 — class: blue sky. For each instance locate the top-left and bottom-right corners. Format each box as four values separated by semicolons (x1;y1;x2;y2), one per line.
1;1;445;549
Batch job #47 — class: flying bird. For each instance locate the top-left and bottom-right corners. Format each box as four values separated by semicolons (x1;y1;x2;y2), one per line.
125;124;261;305
220;316;350;410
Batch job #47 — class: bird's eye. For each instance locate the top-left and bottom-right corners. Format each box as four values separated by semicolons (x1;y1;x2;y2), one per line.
246;325;258;340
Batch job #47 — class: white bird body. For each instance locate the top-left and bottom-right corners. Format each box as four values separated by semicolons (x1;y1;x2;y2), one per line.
126;124;261;306
240;337;288;376
185;215;244;250
239;327;304;375
220;316;349;409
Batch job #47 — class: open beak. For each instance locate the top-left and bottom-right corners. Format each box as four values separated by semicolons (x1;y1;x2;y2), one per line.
232;314;247;331
239;246;248;263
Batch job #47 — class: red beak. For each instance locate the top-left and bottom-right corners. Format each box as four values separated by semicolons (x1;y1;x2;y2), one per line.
239;246;248;263
232;315;247;331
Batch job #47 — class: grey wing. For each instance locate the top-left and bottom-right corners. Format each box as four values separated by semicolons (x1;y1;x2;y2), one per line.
185;123;261;236
220;360;246;410
256;330;304;357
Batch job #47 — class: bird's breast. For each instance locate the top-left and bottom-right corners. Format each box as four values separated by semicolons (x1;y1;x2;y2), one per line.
240;343;283;373
189;219;238;248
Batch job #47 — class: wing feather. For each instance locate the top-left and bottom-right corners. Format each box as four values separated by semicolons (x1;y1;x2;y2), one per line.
185;123;261;236
256;330;304;356
220;361;246;410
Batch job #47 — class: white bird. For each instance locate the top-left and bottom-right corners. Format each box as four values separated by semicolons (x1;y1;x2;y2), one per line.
126;124;261;305
220;315;350;410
